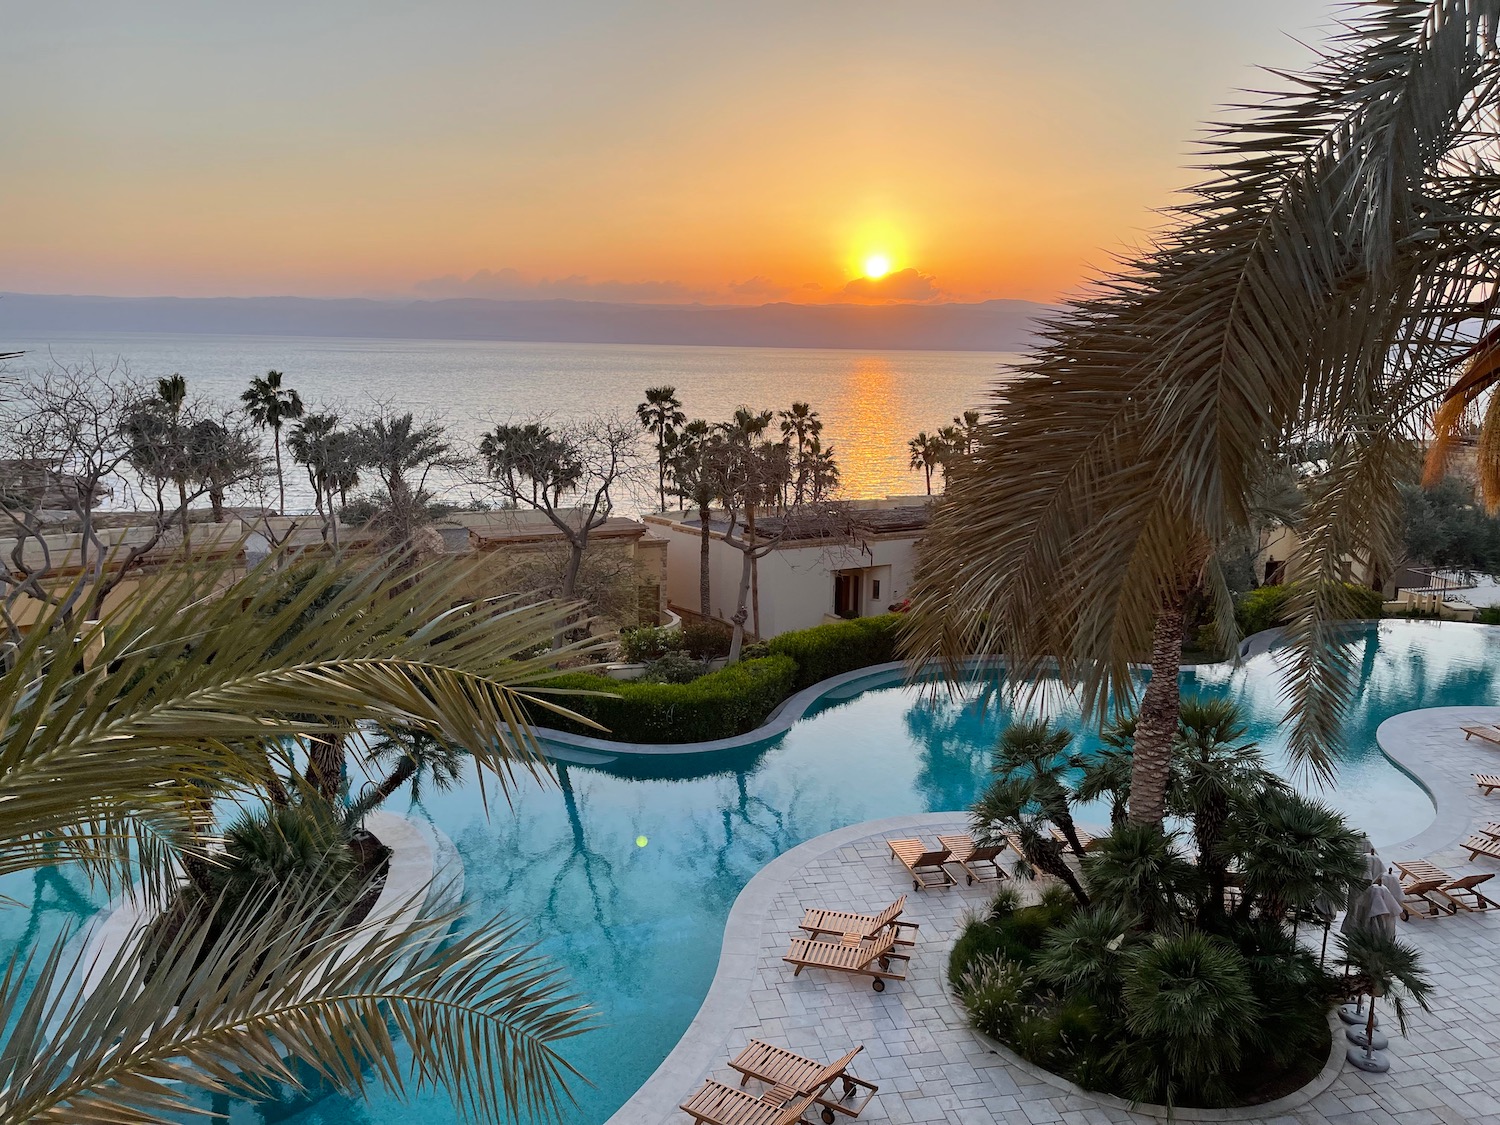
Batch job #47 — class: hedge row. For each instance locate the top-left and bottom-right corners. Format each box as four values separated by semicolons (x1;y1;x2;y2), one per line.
530;655;797;743
767;613;905;690
1234;582;1385;636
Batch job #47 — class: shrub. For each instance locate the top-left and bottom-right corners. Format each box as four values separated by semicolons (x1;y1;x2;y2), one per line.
768;613;904;691
1235;582;1384;636
956;953;1030;1040
643;651;703;684
531;655;796;743
681;620;733;660
618;625;683;664
1480;606;1500;625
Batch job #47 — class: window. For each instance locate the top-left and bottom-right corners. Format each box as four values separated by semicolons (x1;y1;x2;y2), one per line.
872;579;881;600
834;572;862;618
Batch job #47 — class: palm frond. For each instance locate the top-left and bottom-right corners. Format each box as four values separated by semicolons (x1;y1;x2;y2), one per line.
0;547;601;887
0;881;592;1124
906;0;1500;769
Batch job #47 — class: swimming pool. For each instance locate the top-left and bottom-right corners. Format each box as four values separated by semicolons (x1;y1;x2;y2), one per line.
2;620;1494;1124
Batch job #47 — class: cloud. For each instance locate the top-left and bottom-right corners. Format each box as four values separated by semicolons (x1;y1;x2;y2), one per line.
414;268;708;302
840;267;942;302
728;275;793;298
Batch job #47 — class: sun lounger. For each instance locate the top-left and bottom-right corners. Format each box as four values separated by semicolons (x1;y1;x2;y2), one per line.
887;838;955;890
680;1079;819;1125
937;833;1008;885
729;1041;878;1123
783;929;909;991
1461;835;1500;864
1476;773;1500;796
1439;871;1496;911
800;895;916;947
1478;822;1500;841
1394;859;1454;920
1461;723;1500;745
1049;825;1095;856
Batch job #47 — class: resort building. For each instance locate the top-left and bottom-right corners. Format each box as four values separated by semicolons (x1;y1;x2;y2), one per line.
643;496;932;637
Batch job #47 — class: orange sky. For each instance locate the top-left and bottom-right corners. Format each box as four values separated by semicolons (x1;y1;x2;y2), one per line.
1;2;1333;305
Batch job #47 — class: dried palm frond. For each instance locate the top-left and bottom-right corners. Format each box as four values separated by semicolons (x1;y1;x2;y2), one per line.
906;0;1500;772
0;880;592;1124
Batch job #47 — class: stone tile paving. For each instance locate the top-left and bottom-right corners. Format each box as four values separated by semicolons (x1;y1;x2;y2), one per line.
608;707;1500;1125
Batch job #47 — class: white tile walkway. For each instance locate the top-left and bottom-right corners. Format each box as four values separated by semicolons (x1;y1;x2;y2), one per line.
606;706;1500;1125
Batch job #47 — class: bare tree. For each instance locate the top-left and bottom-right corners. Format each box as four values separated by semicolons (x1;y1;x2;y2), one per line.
476;415;645;603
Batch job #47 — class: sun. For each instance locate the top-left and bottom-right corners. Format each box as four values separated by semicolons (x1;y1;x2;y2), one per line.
862;253;892;280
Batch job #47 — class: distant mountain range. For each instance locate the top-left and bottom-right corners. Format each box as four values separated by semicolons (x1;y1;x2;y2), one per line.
0;292;1050;352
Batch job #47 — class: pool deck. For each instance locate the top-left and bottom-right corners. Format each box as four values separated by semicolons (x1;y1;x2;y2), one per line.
608;706;1500;1125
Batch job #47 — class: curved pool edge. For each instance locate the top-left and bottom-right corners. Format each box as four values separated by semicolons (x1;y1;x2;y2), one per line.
532;623;1317;761
603;700;1500;1125
600;811;976;1125
1374;704;1500;858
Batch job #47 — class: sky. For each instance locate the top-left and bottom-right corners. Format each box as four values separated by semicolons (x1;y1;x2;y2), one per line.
1;1;1337;306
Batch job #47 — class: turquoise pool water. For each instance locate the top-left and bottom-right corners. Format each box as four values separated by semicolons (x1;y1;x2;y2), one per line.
3;620;1496;1123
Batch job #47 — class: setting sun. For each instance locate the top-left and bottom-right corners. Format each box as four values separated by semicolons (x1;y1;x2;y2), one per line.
862;253;892;280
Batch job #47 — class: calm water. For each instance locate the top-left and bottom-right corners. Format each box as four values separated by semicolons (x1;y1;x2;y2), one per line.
1;332;1017;511
0;620;1489;1124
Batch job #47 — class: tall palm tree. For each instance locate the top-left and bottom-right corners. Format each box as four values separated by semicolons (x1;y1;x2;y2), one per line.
907;431;944;496
953;410;983;456
241;369;305;515
991;718;1086;856
636;386;685;513
670;420;722;618
0;551;599;1122
905;2;1500;824
779;402;822;504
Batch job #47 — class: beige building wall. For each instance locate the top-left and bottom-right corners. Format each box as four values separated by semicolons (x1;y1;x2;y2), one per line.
646;512;921;637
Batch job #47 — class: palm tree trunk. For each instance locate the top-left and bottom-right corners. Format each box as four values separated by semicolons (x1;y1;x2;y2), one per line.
177;478;190;548
657;450;667;513
307;733;345;804
698;502;712;618
727;549;753;663
747;505;760;640
274;429;285;515
924;466;932;496
1023;836;1090;905
1128;582;1189;827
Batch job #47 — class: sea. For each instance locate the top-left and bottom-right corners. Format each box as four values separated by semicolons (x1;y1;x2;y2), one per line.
1;331;1022;514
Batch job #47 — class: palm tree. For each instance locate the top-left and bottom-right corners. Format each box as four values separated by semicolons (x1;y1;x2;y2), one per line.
670;420;722;618
1115;932;1262;1106
1338;930;1433;1072
0;550;599;1121
904;4;1500;824
1071;714;1134;829
241;369;305;515
1171;696;1270;915
1081;823;1203;933
952;410;982;456
970;775;1090;905
348;726;469;818
779;402;822;504
991;718;1086;856
636;386;685;513
1220;787;1364;923
907;431;944;496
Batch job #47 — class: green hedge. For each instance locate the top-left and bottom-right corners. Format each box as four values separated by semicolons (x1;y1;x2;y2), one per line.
767;613;905;691
1234;582;1385;636
530;655;797;744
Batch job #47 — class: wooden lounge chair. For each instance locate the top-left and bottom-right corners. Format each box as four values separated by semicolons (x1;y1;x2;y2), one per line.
1461;835;1500;864
1476;773;1500;796
887;838;955;890
1049;825;1095;856
1439;871;1496;911
1478;822;1500;841
1461;723;1500;746
729;1041;878;1123
680;1079;819;1125
1394;859;1460;919
800;895;916;947
783;929;909;991
937;833;1007;885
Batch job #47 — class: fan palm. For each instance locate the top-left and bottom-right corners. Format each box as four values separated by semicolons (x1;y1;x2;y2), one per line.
1071;714;1134;829
1170;696;1269;914
1338;929;1433;1062
1033;904;1139;1009
241;369;305;515
971;775;1090;905
1082;823;1203;933
1220;787;1364;922
0;548;601;1121
904;1;1500;825
992;718;1086;856
1113;932;1262;1107
636;385;685;513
